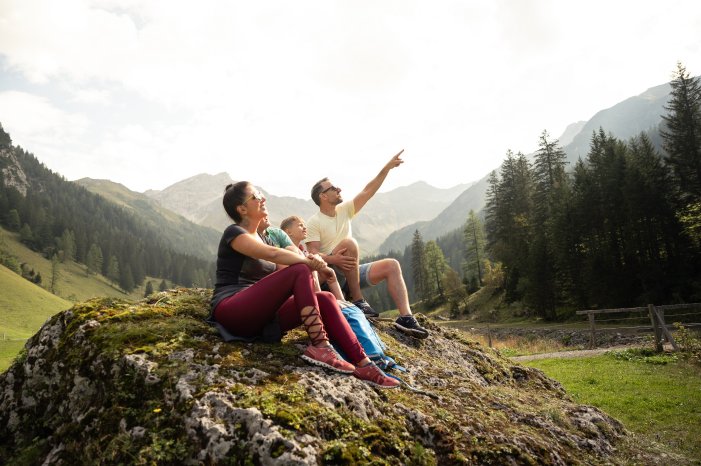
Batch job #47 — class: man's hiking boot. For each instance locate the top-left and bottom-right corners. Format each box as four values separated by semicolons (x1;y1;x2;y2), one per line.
353;362;400;388
301;345;355;374
353;299;379;318
394;315;429;339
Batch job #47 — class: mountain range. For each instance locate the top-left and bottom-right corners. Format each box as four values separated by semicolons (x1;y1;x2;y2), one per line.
143;174;471;255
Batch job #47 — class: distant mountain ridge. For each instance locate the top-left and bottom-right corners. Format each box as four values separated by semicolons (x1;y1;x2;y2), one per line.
379;78;675;254
145;175;472;255
76;178;220;259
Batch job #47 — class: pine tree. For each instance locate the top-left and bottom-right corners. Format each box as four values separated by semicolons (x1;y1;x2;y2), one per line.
144;281;154;297
661;62;701;204
424;241;448;300
58;229;76;263
86;244;103;275
6;209;20;231
119;264;135;292
463;210;486;287
0;123;11;149
528;131;569;317
19;223;33;245
159;279;168;292
107;255;120;284
411;230;428;302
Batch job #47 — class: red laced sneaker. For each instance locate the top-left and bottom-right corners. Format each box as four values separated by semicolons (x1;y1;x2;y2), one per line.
353;362;400;389
301;345;355;374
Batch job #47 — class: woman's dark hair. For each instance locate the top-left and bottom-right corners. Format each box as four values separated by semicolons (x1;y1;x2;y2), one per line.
223;181;251;223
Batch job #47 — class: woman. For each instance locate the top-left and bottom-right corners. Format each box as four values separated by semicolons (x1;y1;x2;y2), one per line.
210;181;399;389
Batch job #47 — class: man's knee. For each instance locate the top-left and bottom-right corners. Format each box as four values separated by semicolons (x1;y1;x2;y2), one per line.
333;238;359;255
382;258;401;276
368;258;402;283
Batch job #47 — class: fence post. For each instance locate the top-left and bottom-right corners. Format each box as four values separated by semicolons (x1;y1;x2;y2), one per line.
648;304;663;352
653;306;679;351
588;313;596;349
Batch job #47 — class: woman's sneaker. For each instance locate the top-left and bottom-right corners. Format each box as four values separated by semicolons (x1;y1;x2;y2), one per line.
353;362;400;389
301;345;355;374
394;315;429;339
352;299;380;318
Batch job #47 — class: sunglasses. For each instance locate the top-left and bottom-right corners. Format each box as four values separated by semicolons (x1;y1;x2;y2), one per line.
322;185;340;194
243;190;264;203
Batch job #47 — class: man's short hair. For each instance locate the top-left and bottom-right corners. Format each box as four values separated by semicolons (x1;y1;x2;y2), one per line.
311;177;329;206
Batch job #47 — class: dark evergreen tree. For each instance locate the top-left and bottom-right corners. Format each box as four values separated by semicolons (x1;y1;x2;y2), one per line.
527;131;569;317
6;209;20;231
463;210;485;287
661;62;701;204
411;230;428;302
424;240;448;301
0;123;11;149
159;279;168;292
144;281;154;297
107;255;120;284
86;244;103;275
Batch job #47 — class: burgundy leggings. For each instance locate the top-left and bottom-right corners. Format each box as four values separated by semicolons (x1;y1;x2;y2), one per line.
214;263;366;364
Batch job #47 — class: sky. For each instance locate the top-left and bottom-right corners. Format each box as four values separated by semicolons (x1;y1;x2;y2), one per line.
1;0;700;200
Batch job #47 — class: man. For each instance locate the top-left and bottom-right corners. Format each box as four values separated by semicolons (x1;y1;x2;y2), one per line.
306;149;429;339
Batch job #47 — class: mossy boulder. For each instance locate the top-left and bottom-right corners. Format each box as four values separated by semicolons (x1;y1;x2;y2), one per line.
0;289;661;464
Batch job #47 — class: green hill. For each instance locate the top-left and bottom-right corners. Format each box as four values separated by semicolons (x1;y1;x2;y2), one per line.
0;264;71;370
0;264;70;339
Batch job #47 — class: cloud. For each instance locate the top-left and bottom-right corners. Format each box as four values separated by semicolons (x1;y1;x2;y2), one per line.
1;0;701;199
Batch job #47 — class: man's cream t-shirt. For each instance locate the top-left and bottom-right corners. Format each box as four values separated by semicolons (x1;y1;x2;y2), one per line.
305;201;355;255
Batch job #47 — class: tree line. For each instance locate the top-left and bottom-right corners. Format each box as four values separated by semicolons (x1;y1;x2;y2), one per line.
367;63;701;320
0;125;214;293
483;63;701;318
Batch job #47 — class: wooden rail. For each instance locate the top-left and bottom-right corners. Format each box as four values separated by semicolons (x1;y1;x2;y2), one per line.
576;303;701;351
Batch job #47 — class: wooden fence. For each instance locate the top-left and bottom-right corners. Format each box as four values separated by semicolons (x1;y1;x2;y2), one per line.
576;303;701;351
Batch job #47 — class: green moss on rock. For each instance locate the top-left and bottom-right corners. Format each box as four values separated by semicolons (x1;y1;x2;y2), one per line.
0;288;678;464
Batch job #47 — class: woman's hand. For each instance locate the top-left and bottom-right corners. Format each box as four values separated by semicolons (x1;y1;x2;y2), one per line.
306;254;327;271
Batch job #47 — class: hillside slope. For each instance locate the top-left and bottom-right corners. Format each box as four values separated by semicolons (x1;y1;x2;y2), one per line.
0;288;676;464
0;264;70;339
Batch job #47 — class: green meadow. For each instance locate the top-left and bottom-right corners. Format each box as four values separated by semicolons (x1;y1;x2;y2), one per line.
524;350;701;461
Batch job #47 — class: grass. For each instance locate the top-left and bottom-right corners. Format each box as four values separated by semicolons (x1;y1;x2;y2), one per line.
0;340;27;372
523;350;701;461
0;264;71;339
0;264;72;371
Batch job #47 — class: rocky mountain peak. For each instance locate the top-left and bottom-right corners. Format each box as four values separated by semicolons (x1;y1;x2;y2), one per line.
0;148;30;197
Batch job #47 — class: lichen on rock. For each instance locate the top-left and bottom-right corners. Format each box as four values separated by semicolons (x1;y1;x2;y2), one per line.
0;288;671;464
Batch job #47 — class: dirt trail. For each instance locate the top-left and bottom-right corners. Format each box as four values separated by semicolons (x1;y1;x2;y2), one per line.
510;345;645;362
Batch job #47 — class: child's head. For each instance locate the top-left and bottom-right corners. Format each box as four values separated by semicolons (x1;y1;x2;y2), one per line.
280;216;306;243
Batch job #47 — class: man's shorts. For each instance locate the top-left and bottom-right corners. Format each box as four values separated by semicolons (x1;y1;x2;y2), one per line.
324;262;376;296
